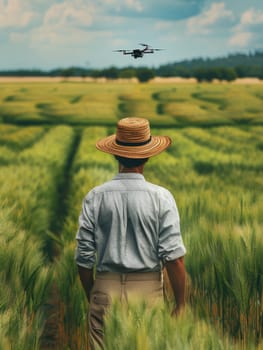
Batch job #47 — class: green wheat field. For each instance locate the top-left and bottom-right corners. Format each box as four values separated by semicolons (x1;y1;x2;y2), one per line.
0;81;262;350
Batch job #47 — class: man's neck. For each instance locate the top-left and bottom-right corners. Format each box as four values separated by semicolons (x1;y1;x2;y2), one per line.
119;164;144;174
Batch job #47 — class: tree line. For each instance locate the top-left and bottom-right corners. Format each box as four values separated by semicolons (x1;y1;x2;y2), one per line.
1;51;263;82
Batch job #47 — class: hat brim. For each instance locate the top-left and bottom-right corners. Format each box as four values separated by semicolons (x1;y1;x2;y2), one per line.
96;134;171;159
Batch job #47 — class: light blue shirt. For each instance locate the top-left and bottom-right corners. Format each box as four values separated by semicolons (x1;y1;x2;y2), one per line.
75;173;186;273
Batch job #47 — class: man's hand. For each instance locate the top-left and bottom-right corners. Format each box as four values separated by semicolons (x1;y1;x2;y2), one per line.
77;266;94;302
165;257;186;317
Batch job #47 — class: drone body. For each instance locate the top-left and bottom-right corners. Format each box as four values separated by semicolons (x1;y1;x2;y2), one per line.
114;43;163;59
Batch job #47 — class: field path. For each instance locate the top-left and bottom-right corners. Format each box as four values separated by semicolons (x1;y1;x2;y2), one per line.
40;128;83;350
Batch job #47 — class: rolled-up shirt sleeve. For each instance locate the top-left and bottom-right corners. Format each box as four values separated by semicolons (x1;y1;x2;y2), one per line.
75;191;96;269
158;190;186;262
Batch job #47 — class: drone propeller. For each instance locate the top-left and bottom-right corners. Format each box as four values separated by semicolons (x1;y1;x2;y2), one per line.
139;43;164;51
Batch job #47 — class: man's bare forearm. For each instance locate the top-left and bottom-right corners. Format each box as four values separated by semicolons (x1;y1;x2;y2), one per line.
78;266;94;302
165;257;186;315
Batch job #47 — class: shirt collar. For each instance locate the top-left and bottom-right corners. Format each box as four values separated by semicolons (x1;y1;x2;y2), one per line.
113;173;145;181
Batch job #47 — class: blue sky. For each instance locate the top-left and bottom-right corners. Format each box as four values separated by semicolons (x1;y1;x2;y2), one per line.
0;0;263;70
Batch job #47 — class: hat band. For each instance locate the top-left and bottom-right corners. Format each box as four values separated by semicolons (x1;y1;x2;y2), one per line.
116;136;152;147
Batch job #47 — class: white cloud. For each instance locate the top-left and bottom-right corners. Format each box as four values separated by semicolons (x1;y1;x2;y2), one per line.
228;31;252;47
8;0;132;53
0;0;37;28
27;25;114;52
85;0;143;14
125;0;143;12
241;8;263;25
228;8;263;48
43;1;95;27
187;2;233;34
3;0;100;51
29;24;95;48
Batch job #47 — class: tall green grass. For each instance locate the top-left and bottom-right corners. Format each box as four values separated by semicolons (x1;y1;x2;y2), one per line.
145;126;263;347
0;81;262;348
0;125;76;348
0;207;52;350
186;224;263;345
103;302;242;350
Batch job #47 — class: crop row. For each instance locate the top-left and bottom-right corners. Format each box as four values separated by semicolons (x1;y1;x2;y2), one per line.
0;126;75;349
0;125;46;150
0;82;262;126
0;125;47;164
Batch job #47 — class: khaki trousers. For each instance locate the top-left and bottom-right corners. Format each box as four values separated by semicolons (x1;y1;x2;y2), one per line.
88;271;164;350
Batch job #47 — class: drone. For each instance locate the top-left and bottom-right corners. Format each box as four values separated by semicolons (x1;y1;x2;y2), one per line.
113;43;164;59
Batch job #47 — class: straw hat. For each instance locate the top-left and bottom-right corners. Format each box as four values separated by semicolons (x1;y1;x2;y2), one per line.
96;117;171;159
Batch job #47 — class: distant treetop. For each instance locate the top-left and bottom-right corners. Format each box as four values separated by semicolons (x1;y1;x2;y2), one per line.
0;51;262;81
